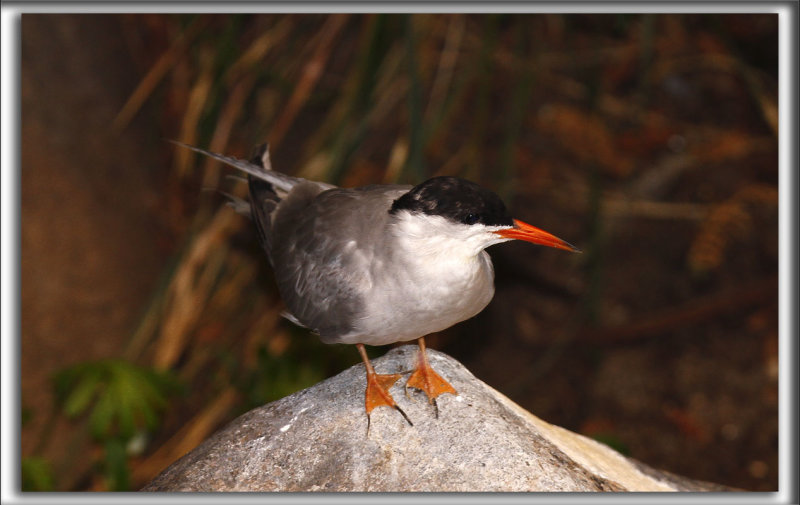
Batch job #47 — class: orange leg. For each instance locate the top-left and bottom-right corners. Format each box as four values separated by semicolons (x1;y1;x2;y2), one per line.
356;344;412;430
405;337;457;416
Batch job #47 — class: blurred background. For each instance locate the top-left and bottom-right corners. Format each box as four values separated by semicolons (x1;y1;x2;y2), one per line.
20;13;778;491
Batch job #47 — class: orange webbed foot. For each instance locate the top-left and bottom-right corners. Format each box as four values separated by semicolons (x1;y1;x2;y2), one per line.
404;338;457;417
357;344;412;433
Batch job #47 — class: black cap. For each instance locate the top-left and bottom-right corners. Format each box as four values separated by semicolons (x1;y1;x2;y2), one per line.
390;176;514;227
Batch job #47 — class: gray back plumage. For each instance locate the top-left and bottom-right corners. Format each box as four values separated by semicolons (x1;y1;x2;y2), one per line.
174;142;410;342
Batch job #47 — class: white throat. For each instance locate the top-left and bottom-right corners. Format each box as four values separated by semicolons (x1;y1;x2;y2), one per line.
390;211;513;264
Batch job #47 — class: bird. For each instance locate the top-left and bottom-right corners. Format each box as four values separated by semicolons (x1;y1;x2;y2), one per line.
175;141;579;428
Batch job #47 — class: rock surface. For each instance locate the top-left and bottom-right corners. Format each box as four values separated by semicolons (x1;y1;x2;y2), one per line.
142;346;730;492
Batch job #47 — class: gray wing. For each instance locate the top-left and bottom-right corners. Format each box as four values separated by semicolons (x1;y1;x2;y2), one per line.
170;141;412;341
269;184;411;343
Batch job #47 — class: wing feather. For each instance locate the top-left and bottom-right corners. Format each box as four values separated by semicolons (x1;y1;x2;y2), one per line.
270;185;409;342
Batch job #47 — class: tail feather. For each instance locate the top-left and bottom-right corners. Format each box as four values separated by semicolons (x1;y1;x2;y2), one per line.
218;190;252;218
247;174;279;262
249;142;271;170
224;174;248;184
172;140;337;264
169;140;299;195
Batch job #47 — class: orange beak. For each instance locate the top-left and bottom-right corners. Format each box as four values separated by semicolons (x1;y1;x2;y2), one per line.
494;219;580;252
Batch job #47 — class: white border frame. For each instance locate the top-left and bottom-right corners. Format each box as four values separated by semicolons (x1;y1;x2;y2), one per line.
2;3;796;505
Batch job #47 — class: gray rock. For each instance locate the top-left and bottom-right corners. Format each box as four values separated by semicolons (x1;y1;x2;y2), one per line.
142;345;729;492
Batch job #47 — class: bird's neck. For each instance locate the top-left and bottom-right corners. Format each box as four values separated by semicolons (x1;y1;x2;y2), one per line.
388;213;493;276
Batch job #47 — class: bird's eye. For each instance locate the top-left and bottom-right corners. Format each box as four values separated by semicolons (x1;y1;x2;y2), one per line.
463;213;480;225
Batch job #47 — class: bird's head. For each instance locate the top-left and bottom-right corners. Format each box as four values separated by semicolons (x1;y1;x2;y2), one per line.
389;176;579;256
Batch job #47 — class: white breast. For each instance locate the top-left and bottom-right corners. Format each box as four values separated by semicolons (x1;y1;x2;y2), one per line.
338;212;505;346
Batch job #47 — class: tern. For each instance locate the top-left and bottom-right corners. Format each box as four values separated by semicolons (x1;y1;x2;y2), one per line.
177;142;578;427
